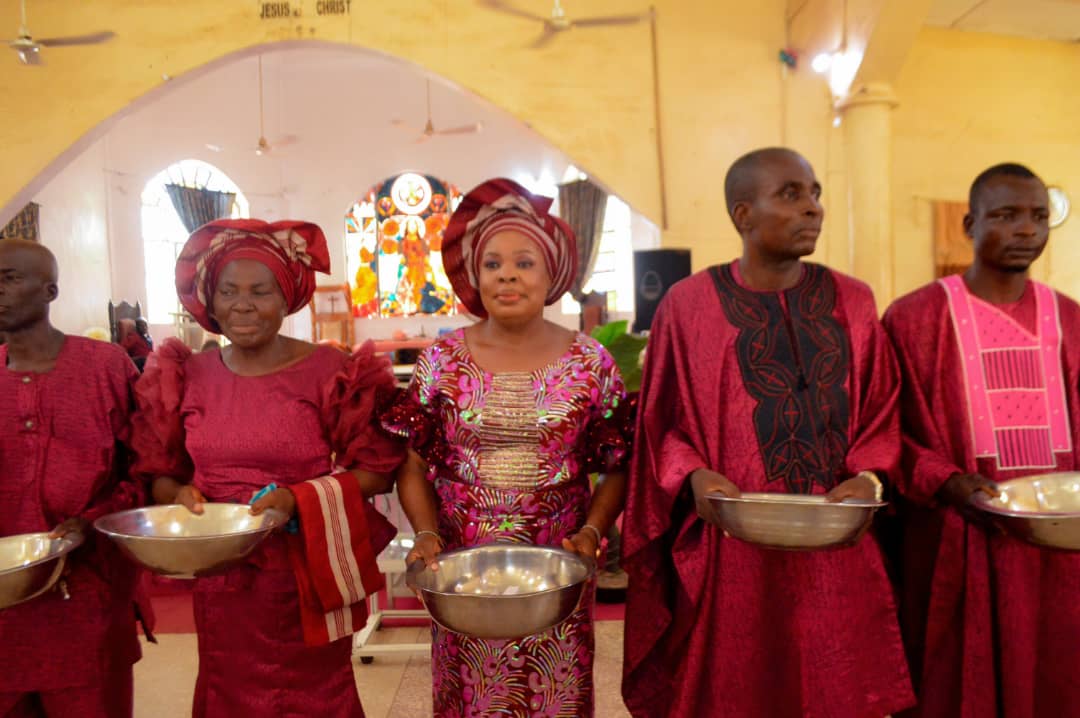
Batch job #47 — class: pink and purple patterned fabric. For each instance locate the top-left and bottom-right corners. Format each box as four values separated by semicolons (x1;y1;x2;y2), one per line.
384;329;629;717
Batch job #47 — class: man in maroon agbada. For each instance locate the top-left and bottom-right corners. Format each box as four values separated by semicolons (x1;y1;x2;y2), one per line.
0;240;143;717
622;148;914;718
883;164;1080;718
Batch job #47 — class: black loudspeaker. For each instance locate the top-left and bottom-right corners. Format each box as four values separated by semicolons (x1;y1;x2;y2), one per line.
633;249;692;333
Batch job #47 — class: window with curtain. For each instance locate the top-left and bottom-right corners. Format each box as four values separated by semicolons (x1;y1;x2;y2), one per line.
561;196;635;314
140;160;249;324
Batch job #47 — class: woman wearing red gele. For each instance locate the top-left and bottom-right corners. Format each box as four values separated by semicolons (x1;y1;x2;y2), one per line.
129;219;404;717
384;178;632;717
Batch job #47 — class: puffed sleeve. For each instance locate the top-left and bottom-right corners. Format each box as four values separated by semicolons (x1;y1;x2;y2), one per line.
380;342;446;470
130;338;194;481
321;340;406;475
584;343;633;473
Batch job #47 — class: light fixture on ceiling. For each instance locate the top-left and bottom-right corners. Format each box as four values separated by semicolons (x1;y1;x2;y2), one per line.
809;0;861;97
561;165;587;183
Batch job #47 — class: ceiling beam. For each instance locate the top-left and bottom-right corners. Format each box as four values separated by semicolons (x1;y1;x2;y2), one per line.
786;0;934;95
854;0;936;85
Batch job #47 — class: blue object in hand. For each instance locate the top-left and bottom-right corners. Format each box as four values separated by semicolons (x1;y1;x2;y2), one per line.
249;483;299;534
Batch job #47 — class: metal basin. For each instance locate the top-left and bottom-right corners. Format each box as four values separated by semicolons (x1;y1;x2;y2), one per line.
406;544;593;639
94;504;288;578
970;472;1080;550
0;532;83;609
706;492;886;550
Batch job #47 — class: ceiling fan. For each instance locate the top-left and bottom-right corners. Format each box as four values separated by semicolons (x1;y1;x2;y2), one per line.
480;0;651;48
8;0;114;65
391;80;483;143
207;56;298;156
252;55;297;155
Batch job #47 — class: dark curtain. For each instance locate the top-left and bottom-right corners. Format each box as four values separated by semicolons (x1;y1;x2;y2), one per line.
165;184;236;233
1;202;40;242
557;179;608;301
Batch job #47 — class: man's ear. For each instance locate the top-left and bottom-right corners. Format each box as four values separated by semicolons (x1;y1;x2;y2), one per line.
44;281;59;303
962;212;975;240
732;202;753;234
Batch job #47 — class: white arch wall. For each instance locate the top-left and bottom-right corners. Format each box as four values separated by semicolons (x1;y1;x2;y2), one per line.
32;138;112;334
27;45;658;338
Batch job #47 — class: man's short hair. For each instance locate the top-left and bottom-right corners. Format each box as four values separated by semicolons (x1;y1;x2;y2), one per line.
724;147;802;219
969;163;1041;211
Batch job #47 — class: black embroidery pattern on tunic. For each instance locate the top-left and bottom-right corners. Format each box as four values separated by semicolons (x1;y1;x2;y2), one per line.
709;263;851;493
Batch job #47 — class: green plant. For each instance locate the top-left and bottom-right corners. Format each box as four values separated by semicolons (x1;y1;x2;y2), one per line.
590;320;648;393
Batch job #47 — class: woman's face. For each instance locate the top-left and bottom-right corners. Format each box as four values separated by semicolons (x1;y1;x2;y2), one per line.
210;259;287;349
477;230;552;323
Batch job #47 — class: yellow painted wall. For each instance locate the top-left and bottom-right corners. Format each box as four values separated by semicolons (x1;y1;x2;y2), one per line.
12;4;1075;310
1;0;833;274
891;27;1080;301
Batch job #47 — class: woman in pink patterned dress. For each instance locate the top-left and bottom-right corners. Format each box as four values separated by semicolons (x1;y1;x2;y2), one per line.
384;178;631;717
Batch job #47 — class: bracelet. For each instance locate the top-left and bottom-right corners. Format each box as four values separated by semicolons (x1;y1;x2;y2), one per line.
580;524;603;545
856;471;884;502
415;529;443;546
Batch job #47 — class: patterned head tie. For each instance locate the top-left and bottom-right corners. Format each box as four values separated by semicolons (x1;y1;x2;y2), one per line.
175;218;330;333
442;178;578;318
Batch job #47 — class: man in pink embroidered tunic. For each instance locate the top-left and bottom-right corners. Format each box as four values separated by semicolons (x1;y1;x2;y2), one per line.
883;163;1080;718
0;240;143;718
622;148;914;718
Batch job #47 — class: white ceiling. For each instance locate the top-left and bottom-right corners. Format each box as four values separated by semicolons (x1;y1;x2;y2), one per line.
927;0;1080;42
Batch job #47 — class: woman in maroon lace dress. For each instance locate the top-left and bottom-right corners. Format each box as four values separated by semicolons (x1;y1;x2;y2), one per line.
385;179;631;717
130;219;404;717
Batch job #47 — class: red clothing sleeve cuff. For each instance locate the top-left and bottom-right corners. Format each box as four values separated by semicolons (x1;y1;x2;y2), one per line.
904;446;966;506
661;431;708;498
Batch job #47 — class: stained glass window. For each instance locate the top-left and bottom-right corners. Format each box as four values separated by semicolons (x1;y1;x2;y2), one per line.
345;173;462;318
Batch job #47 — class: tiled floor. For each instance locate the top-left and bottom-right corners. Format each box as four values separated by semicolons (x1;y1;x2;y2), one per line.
134;621;632;717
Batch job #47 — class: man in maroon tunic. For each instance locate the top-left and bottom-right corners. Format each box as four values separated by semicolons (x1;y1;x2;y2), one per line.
622;148;914;718
883;163;1080;718
0;240;144;718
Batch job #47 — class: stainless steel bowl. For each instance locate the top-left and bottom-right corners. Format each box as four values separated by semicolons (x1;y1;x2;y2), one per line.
94;504;288;578
0;532;83;609
706;492;886;550
406;544;593;639
970;472;1080;550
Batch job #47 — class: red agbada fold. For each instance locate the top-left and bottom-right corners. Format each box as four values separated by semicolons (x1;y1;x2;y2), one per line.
287;472;396;646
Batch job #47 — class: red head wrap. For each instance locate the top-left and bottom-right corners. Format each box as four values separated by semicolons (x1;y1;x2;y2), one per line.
175;219;330;333
441;178;578;318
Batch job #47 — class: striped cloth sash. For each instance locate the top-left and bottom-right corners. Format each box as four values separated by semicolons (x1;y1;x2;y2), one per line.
940;275;1071;470
287;472;395;646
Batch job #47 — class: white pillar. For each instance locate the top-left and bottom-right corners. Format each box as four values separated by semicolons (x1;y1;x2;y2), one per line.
838;82;898;302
